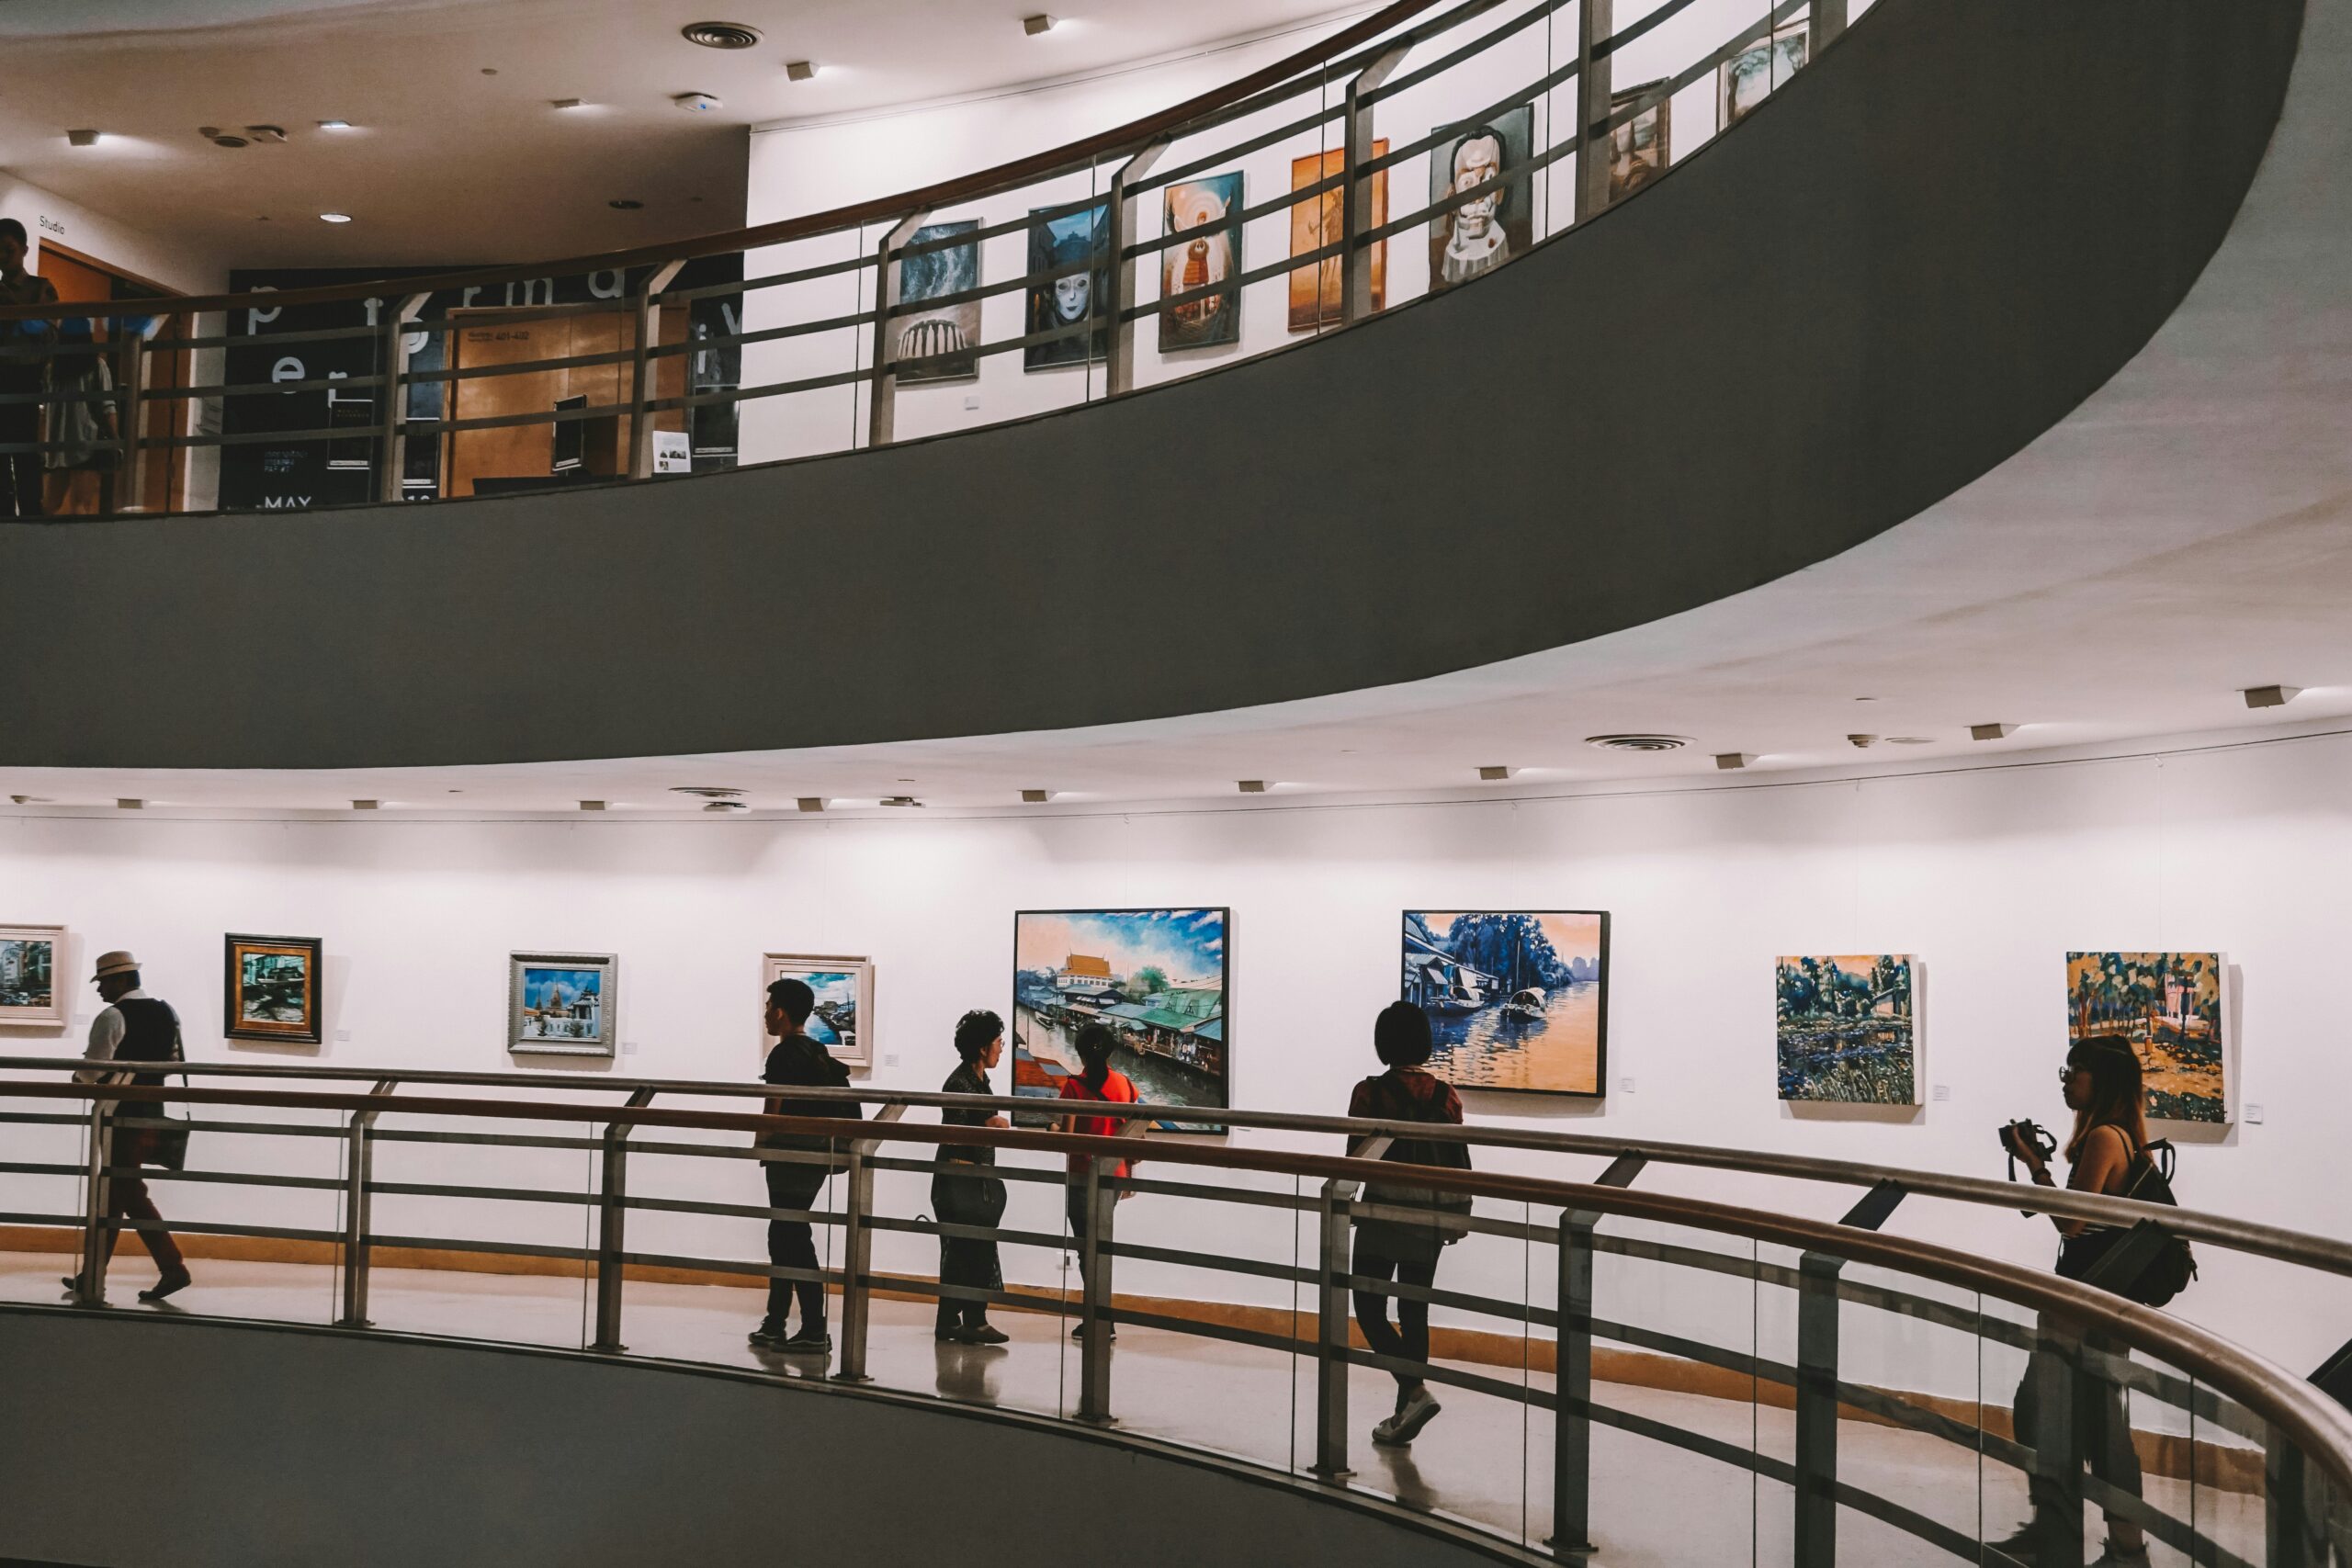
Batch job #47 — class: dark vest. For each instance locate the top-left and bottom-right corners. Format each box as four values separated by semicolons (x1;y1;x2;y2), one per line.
112;998;182;1086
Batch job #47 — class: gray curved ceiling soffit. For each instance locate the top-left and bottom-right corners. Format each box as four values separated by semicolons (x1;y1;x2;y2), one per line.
0;0;2304;771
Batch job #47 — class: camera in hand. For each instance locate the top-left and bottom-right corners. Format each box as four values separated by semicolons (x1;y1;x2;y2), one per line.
1998;1118;2055;1168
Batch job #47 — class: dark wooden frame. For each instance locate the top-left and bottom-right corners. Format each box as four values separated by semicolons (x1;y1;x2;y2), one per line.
223;932;324;1045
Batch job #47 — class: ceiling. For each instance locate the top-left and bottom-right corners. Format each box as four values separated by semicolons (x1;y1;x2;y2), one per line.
0;0;1365;268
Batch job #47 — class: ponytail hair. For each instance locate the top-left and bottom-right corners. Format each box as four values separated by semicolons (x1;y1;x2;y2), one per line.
1074;1021;1117;1088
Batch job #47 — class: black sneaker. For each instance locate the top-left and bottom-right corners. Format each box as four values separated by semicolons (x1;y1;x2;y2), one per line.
965;1323;1011;1345
778;1325;832;1355
139;1270;193;1303
748;1321;792;1349
1069;1319;1117;1340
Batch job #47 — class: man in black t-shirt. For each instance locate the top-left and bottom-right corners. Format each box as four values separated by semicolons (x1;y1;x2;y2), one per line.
751;977;860;1354
0;218;60;520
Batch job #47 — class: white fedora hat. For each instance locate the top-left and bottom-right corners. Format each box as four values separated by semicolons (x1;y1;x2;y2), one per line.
92;950;141;982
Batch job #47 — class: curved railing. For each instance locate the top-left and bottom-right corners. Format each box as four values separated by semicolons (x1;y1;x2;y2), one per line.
0;0;1870;516
3;1058;2348;1565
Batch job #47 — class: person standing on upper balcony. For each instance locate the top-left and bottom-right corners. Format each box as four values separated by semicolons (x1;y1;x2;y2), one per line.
750;976;860;1357
62;949;192;1302
0;219;59;519
934;1008;1011;1345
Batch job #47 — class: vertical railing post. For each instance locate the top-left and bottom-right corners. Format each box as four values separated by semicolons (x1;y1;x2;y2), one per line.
627;260;688;480
1809;0;1849;56
834;1102;906;1383
1315;1133;1391;1479
1575;0;1617;224
1341;45;1410;325
1793;1180;1905;1568
111;318;157;513
2267;1423;2321;1568
590;1087;656;1353
1103;139;1170;398
76;1096;115;1303
374;292;430;505
2026;1317;2086;1568
1551;1151;1645;1556
1075;1115;1152;1426
865;212;930;450
335;1078;398;1328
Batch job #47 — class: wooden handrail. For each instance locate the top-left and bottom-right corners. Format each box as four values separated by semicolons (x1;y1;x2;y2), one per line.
0;0;1451;322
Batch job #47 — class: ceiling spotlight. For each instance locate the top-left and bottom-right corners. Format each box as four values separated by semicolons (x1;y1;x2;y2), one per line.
1713;752;1755;771
1238;780;1268;794
1021;789;1052;804
117;798;144;810
880;795;922;808
1969;723;2018;742
319;212;354;223
1887;736;1935;746
784;60;816;82
67;129;101;148
316;118;354;130
1023;14;1059;34
673;91;724;112
1476;766;1513;782
244;124;288;143
352;799;380;810
579;800;607;812
704;800;748;813
2243;684;2301;709
9;795;49;805
199;127;249;148
550;97;588;111
682;20;763;49
796;797;826;813
1847;734;1880;749
671;784;742;798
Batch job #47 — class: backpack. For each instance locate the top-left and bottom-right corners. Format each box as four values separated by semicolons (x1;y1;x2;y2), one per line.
1354;1071;1475;1267
2064;1130;2198;1307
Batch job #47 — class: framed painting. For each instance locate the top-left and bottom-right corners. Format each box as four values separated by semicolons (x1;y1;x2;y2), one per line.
763;953;874;1070
1720;22;1808;130
1400;911;1608;1096
1775;954;1918;1103
508;952;617;1057
1159;173;1242;352
0;923;66;1027
1012;908;1229;1129
1288;142;1385;331
224;933;324;1044
1428;106;1533;295
1023;200;1111;369
1607;83;1672;203
2066;952;2229;1123
893;219;980;384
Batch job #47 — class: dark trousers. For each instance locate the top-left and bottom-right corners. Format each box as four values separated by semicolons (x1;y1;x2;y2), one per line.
107;1175;186;1275
2012;1337;2143;1523
937;1235;1002;1331
0;399;42;519
763;1160;828;1330
1351;1238;1438;1391
1065;1181;1099;1291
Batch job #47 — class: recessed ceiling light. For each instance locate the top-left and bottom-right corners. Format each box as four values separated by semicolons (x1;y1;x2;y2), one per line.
67;129;101;148
1848;734;1880;749
1023;13;1059;34
880;795;922;808
244;125;288;143
683;20;763;49
1476;766;1513;782
673;91;724;112
609;198;644;210
1238;780;1269;794
703;800;748;813
579;800;607;812
671;785;742;798
117;798;144;810
1021;789;1051;804
319;211;354;223
316;118;353;130
784;60;816;82
551;97;588;111
481;67;499;75
351;798;380;810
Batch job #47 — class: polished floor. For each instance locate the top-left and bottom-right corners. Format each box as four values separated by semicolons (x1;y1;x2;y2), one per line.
0;1249;2260;1566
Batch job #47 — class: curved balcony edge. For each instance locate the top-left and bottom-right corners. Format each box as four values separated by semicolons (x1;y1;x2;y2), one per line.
0;0;2304;771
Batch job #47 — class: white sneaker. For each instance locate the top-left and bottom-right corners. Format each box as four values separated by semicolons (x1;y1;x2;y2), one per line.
1372;1385;1442;1446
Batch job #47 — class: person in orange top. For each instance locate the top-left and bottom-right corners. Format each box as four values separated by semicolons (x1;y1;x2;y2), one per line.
1058;1021;1139;1337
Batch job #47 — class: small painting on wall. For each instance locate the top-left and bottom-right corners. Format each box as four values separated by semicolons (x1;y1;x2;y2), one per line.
1023;200;1111;369
1401;911;1608;1096
0;924;66;1027
1775;955;1917;1103
764;953;874;1070
1427;105;1534;295
224;933;324;1044
2066;952;2228;1122
1159;174;1243;351
509;952;617;1056
894;219;980;384
1720;22;1808;130
1012;908;1229;1129
1607;83;1672;202
1288;142;1385;331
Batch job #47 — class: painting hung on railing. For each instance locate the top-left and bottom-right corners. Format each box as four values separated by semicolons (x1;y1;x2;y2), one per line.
1159;175;1243;352
894;220;981;384
1720;20;1808;129
1775;954;1918;1104
1023;201;1112;369
1608;83;1672;202
2066;952;2229;1122
1400;910;1607;1096
1428;106;1533;294
1287;142;1385;331
1012;908;1229;1128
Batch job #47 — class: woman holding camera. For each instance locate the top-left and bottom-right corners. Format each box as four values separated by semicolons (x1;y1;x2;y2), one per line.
934;1009;1012;1345
1992;1039;2152;1568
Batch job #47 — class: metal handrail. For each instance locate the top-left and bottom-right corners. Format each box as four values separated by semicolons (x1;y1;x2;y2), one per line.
4;1055;2343;1281
9;1071;2349;1565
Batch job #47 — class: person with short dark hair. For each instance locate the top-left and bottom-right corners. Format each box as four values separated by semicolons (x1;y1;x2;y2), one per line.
0;217;60;520
62;949;190;1301
1347;999;1467;1447
1057;1020;1140;1337
934;1008;1011;1345
750;976;860;1355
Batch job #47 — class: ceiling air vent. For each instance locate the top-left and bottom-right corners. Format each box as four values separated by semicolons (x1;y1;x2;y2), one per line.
671;785;743;799
683;20;763;49
1583;734;1692;753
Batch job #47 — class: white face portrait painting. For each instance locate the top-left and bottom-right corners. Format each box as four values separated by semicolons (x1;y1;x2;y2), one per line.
1053;270;1092;323
1442;132;1510;285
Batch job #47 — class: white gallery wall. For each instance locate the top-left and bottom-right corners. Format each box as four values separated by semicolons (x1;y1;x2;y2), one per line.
736;0;1862;462
2;719;2346;1400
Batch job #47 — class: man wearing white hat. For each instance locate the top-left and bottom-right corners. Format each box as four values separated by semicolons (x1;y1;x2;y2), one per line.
62;950;192;1301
